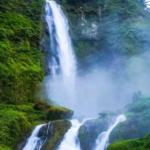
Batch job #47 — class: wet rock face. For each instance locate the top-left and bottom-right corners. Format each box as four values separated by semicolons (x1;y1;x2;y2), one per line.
33;101;74;120
50;0;150;71
41;120;71;150
61;1;103;41
38;122;53;138
109;96;150;144
47;107;74;120
78;118;109;150
56;0;107;69
41;0;106;71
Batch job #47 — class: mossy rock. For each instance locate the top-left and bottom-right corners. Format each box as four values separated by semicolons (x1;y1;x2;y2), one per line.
0;145;13;150
0;0;45;104
0;103;47;150
47;106;74;120
33;101;52;112
41;120;71;150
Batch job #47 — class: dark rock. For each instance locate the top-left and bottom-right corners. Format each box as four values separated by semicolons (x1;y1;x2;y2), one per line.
33;101;52;112
78;117;110;150
109;96;150;144
41;120;71;150
38;122;53;138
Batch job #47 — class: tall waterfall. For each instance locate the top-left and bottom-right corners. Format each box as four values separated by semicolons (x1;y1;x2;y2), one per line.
94;115;126;150
45;0;76;78
22;124;46;150
45;0;77;109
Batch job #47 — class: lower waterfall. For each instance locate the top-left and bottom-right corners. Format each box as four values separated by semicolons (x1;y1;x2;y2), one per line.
94;115;126;150
58;120;82;150
22;115;126;150
57;118;94;150
22;124;46;150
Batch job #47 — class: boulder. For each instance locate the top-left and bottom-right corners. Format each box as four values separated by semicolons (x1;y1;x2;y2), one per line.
47;106;74;120
33;101;52;112
41;120;71;150
78;117;110;150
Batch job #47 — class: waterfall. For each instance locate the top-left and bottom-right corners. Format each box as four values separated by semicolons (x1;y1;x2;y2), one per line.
45;0;77;109
45;0;76;79
22;122;52;150
22;116;126;150
94;114;126;150
22;124;46;150
57;116;126;150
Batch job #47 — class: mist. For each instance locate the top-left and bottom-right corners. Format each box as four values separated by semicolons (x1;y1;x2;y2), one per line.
43;51;150;117
41;0;150;117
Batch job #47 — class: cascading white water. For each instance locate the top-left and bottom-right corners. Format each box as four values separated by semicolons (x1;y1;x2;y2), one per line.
58;118;94;150
58;120;81;150
22;116;126;150
57;116;126;150
145;0;150;8
94;114;126;150
22;124;46;150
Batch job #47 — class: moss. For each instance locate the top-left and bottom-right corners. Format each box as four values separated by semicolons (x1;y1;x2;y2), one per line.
0;40;44;104
0;101;74;149
0;145;13;150
33;101;52;112
0;0;45;104
0;110;31;147
0;103;47;150
107;135;150;150
47;106;74;120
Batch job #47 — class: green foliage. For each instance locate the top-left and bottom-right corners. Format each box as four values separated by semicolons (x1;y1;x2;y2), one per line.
0;0;45;104
0;110;31;147
0;101;74;150
107;135;150;150
0;103;47;150
0;145;12;150
43;120;71;150
0;39;43;104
